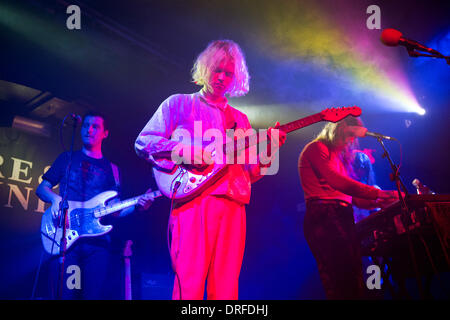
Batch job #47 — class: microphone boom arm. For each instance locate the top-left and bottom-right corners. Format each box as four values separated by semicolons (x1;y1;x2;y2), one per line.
406;48;450;65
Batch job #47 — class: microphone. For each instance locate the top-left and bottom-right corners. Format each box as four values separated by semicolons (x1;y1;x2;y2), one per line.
381;28;440;55
352;127;396;141
365;131;396;141
70;113;82;124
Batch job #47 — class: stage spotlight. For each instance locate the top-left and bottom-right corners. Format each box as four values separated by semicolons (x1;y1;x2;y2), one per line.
417;108;426;116
408;103;426;116
395;94;426;116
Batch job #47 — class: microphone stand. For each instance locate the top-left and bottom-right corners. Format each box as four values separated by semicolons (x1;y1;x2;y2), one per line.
376;137;426;299
57;116;79;300
406;48;450;65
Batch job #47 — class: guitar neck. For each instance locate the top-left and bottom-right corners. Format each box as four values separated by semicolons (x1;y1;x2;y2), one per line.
224;112;324;154
278;112;323;134
94;190;161;218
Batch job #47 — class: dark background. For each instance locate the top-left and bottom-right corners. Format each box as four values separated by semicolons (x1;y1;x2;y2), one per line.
0;0;449;299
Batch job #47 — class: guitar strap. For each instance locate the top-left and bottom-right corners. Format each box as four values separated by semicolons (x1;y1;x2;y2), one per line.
110;162;121;190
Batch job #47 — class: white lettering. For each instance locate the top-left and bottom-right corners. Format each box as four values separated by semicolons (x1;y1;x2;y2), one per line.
366;264;381;289
66;265;81;289
0;155;5;178
182;304;215;317
66;5;81;30
366;5;381;30
5;184;33;210
10;157;33;184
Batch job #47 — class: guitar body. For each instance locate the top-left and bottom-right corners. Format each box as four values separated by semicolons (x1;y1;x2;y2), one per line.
153;161;227;201
153;106;362;201
40;191;117;255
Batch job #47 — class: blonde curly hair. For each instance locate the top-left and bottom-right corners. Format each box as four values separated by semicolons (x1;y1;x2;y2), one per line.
191;40;250;97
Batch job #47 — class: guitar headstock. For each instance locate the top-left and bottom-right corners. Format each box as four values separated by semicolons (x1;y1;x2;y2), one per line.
123;240;133;257
320;106;362;123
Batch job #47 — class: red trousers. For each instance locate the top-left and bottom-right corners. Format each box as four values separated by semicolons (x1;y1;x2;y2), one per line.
169;195;246;300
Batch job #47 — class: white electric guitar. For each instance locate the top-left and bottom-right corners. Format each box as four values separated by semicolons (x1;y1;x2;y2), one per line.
153;106;362;202
41;190;162;255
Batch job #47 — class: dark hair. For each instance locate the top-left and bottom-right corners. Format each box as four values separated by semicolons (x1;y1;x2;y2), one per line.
353;151;376;185
82;111;109;131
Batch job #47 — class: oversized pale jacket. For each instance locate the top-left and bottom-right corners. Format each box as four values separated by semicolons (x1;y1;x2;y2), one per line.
134;91;264;205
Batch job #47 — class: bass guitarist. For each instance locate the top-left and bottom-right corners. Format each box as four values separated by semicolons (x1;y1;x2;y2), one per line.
36;111;154;299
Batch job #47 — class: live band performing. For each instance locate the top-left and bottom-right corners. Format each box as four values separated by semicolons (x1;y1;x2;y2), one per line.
1;0;449;303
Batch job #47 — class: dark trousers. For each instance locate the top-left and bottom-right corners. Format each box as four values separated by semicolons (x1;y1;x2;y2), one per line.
48;237;112;300
304;200;365;300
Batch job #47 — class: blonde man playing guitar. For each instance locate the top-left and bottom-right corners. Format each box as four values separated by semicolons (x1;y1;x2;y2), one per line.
135;40;287;300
